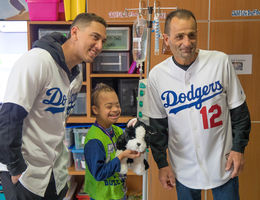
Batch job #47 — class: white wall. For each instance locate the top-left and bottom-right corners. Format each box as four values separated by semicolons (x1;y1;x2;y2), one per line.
0;21;27;103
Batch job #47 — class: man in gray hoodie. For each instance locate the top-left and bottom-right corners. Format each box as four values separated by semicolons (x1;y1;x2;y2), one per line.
0;13;107;200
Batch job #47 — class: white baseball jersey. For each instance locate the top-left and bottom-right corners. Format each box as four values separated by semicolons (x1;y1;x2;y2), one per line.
145;50;246;189
3;48;82;196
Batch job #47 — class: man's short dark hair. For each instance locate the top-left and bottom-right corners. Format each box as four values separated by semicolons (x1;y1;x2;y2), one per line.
164;9;197;35
68;13;107;38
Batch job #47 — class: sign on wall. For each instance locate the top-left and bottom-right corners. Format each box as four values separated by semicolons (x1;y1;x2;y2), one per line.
229;54;253;75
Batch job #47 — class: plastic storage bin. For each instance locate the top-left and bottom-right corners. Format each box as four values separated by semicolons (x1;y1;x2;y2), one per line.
71;147;85;171
0;185;5;200
103;27;130;51
72;93;86;115
64;128;74;148
67;151;73;168
64;0;85;21
0;193;5;200
92;52;130;73
26;0;60;21
118;79;139;116
74;128;88;149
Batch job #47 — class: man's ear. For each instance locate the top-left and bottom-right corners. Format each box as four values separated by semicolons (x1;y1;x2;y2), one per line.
163;33;169;46
70;26;80;40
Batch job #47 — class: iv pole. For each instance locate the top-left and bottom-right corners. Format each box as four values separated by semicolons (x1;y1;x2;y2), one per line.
125;1;177;200
125;1;177;77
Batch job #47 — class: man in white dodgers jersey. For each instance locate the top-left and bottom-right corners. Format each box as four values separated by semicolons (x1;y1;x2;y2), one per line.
145;9;251;200
0;13;107;200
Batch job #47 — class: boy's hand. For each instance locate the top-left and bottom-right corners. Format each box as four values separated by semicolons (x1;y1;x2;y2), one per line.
117;150;141;161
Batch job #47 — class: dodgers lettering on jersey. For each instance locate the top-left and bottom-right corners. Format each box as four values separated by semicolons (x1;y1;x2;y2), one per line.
43;87;78;114
67;93;78;115
161;81;223;114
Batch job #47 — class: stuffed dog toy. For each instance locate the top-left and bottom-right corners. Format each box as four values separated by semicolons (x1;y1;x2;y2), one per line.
116;120;154;175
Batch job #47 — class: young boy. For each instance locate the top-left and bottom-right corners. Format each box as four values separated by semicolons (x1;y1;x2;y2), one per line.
84;83;141;200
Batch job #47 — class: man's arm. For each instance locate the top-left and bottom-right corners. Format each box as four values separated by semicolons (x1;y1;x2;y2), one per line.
149;117;169;169
230;101;251;153
149;117;175;189
226;101;251;178
0;103;28;176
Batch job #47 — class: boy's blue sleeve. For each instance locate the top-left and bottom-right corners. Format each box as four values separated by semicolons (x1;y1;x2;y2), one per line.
84;139;121;181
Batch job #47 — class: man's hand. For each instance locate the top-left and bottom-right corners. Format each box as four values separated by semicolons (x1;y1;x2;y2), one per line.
159;166;175;190
11;174;21;184
225;151;245;178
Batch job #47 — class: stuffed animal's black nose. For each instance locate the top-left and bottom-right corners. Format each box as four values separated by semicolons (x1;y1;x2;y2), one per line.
137;143;141;146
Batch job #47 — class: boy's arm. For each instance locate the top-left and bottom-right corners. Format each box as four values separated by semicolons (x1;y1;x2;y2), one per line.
84;139;120;181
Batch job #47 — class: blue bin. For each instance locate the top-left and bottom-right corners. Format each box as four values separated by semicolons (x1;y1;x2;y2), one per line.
0;185;6;200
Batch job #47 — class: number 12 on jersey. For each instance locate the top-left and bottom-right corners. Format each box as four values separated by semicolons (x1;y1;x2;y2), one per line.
200;104;223;129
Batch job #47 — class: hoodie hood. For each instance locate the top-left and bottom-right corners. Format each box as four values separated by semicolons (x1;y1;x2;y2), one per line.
32;32;80;82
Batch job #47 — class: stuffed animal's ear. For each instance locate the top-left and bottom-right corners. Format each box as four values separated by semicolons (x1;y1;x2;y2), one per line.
116;134;127;150
126;118;138;128
133;119;146;129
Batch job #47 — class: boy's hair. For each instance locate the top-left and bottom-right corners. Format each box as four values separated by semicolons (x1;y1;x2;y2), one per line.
68;13;107;38
91;83;116;107
164;9;197;35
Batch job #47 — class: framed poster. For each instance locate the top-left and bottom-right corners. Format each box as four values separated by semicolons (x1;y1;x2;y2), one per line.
0;0;29;20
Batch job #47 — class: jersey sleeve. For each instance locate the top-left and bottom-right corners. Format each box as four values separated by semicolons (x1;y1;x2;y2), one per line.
225;56;246;109
3;50;49;112
0;50;50;175
145;71;167;118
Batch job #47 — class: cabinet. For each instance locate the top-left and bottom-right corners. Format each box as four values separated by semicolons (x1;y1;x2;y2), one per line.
27;21;144;198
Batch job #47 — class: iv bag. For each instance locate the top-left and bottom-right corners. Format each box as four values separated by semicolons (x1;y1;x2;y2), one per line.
132;16;148;63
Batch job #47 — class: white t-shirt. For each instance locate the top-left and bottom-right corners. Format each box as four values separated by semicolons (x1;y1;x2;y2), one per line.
145;50;245;189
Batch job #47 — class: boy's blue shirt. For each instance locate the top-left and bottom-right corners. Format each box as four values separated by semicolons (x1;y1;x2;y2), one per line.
84;139;121;181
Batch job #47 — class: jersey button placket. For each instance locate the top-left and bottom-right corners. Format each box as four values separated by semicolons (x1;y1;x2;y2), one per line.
185;72;191;85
